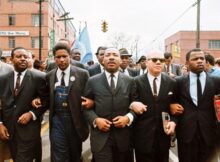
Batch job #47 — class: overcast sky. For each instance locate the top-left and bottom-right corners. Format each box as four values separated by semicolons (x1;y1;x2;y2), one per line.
61;0;220;57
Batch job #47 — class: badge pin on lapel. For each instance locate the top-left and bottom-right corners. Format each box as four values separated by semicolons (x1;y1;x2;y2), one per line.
70;76;75;82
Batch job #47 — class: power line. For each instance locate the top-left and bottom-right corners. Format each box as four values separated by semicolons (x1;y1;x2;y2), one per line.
150;0;201;45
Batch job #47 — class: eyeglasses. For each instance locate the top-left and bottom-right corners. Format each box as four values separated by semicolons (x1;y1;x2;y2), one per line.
149;58;165;63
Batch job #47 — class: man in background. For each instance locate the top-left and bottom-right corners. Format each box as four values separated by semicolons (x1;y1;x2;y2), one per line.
163;52;181;78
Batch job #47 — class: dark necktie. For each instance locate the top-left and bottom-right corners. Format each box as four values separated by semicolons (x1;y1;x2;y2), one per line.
197;73;202;105
14;72;21;96
110;74;115;93
167;65;170;73
153;77;157;97
61;71;65;86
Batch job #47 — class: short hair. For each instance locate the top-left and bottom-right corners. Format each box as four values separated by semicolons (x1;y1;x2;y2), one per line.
185;48;202;61
52;43;70;56
11;47;26;58
164;52;172;59
204;52;215;66
215;58;220;65
96;46;107;55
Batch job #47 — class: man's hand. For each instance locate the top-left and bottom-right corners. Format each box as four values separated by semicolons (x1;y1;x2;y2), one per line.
130;101;147;115
169;72;175;78
17;112;33;125
164;121;176;135
170;103;184;115
0;123;9;140
32;98;42;108
113;116;129;128
95;118;112;132
81;96;94;109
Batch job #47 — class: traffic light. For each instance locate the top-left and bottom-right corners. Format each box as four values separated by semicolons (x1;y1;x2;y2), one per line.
101;20;108;32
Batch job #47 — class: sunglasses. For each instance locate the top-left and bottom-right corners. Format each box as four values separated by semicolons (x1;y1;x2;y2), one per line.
149;58;165;63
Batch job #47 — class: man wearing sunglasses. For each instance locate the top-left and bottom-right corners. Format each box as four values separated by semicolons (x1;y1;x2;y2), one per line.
130;50;177;162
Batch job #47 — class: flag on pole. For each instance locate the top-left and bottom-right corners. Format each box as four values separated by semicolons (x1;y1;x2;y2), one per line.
73;24;93;64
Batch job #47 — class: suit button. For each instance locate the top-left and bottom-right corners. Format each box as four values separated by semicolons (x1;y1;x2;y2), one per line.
14;105;16;108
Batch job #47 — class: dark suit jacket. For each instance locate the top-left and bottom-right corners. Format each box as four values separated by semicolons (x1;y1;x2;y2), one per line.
0;70;49;141
88;63;102;77
163;63;181;76
83;72;137;153
46;65;89;141
46;59;85;72
127;68;138;77
133;73;176;153
174;73;220;145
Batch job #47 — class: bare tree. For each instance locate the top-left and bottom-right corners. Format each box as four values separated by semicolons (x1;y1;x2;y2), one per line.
107;32;142;62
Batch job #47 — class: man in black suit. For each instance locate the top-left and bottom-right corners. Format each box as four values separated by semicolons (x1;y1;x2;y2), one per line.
88;46;107;76
163;52;181;78
170;48;220;162
47;43;89;162
0;47;49;162
136;55;147;76
131;50;176;162
83;48;137;162
119;48;138;77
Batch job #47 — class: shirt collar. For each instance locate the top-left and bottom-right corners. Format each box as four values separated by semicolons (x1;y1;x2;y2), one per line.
189;71;206;78
14;69;27;77
105;70;119;79
57;65;70;76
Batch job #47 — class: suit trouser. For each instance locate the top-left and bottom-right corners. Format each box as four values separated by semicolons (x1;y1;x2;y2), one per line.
8;133;41;162
178;125;216;162
51;114;82;162
93;135;131;162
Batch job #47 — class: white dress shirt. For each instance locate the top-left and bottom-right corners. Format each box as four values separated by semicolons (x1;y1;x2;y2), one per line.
189;71;206;106
56;65;70;87
14;70;27;88
147;72;161;96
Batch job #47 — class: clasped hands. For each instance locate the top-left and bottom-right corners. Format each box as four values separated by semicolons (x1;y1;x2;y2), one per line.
95;116;129;132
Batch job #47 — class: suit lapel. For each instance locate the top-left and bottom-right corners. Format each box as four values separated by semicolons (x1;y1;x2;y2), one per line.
9;72;14;95
68;67;76;94
157;74;168;100
114;73;123;95
101;73;112;94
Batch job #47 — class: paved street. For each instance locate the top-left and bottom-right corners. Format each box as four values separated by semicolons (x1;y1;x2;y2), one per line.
41;118;179;162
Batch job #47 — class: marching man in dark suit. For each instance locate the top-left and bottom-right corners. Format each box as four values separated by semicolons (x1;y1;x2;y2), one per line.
131;50;176;162
170;48;220;162
0;47;49;162
46;43;90;162
83;48;138;162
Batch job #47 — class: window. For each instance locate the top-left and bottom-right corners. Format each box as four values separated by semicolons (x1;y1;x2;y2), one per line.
8;37;15;48
8;15;15;26
209;40;220;49
32;14;43;26
31;37;43;48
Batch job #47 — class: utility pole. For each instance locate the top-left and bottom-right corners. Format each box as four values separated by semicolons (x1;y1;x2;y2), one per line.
196;0;200;48
57;12;74;38
36;0;44;60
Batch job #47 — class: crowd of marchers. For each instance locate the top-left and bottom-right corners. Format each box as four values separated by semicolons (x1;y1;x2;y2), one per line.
1;38;220;162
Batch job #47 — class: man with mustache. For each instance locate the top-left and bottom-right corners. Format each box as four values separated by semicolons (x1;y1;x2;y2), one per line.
83;48;138;162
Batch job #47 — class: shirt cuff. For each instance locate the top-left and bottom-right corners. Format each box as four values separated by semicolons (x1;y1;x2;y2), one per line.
126;113;134;126
93;119;97;128
30;111;37;121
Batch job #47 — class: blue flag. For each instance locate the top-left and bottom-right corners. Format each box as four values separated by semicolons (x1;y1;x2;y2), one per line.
73;25;93;64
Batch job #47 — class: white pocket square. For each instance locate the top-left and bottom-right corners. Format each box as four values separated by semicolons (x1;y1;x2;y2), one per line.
168;91;173;95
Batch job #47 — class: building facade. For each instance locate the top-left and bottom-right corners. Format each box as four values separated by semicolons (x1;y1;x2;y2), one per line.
165;31;220;64
0;0;76;61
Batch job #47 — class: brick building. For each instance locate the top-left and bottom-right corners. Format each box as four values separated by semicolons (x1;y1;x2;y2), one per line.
165;31;220;64
0;0;76;61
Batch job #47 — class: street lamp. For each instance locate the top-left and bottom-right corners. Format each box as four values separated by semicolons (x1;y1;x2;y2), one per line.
196;0;201;48
57;12;74;38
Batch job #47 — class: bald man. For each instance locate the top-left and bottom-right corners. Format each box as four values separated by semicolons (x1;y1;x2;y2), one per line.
131;50;177;162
